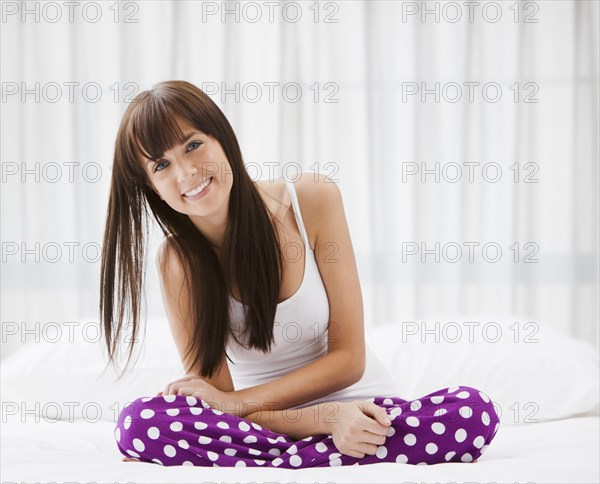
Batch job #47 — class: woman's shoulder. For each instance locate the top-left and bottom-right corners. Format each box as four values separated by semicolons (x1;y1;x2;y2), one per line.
255;172;329;246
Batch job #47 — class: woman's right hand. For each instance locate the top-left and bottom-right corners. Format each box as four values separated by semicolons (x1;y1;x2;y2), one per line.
327;400;392;459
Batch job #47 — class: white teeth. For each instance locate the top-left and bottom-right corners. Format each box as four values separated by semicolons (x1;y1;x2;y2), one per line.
184;178;212;197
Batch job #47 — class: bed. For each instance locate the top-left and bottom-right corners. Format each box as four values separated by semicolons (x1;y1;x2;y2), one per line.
2;314;599;483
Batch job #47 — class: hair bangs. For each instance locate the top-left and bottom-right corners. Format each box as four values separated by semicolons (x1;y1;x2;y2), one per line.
129;93;187;164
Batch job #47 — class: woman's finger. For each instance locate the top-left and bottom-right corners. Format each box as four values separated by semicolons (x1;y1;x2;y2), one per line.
164;376;194;395
358;403;391;436
358;429;387;447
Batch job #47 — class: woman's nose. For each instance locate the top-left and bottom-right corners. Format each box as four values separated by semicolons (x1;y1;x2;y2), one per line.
176;160;198;182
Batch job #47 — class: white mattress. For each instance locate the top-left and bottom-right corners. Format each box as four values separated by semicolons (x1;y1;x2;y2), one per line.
2;416;598;483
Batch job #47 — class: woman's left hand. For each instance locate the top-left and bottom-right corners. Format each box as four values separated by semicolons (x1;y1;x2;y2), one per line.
156;376;247;418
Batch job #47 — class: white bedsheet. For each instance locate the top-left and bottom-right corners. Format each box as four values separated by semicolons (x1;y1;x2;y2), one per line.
1;416;598;483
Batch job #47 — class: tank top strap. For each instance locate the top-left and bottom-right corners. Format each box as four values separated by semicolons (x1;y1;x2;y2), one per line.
284;178;310;247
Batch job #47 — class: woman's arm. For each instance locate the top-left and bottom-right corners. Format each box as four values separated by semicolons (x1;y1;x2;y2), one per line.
243;400;392;452
242;400;339;440
235;173;367;415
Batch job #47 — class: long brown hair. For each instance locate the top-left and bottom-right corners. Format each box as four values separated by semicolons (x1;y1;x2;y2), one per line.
99;80;284;381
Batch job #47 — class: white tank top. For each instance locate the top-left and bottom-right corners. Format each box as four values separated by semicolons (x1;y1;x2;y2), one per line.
226;177;398;410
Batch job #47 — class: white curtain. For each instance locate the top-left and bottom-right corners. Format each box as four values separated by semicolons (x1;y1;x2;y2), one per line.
2;0;598;358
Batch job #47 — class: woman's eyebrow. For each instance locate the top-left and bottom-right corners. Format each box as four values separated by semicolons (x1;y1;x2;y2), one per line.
177;131;201;145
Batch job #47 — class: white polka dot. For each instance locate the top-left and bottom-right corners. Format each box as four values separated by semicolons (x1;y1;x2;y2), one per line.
316;442;328;453
386;426;396;437
147;427;160;439
123;415;132;430
238;421;251;432
456;391;470;399
416;461;428;465
459;406;473;418
152;458;163;465
163;445;176;457
194;421;208;430
170;421;183;432
425;443;438;454
162;395;176;403
224;448;237;456
447;386;459;393
455;428;467;443
126;449;140;458
115;428;121;441
181;460;193;466
178;439;189;449
186;396;198;406
254;459;265;465
251;422;262;431
288;444;298;454
329;456;342;466
406;416;420;427
243;435;257;444
268;448;281;456
431;396;444;404
198;436;212;444
132;438;145;452
301;436;313;442
189;407;203;415
480;444;489;455
431;422;445;435
396;454;408;463
410;400;422;411
482;411;491;426
272;457;283;466
376;446;388;459
201;400;211;409
290;455;302;467
166;408;179;417
403;433;417;446
390;407;402;418
216;421;229;430
445;451;456;461
329;452;342;460
207;451;218;461
235;460;246;467
473;436;485;449
461;452;473;462
383;398;393;405
248;448;261;456
140;409;155;419
267;437;279;444
219;435;232;443
213;408;224;415
479;391;490;403
434;408;447;417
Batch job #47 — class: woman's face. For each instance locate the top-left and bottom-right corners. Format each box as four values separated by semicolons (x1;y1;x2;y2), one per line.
142;118;234;218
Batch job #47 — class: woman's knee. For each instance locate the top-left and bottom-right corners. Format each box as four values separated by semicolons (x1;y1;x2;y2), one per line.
451;386;500;441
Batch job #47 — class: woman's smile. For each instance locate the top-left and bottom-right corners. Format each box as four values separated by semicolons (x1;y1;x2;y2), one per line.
182;176;214;200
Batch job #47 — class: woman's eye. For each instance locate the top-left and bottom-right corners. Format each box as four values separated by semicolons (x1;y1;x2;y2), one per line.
153;160;168;173
187;141;202;152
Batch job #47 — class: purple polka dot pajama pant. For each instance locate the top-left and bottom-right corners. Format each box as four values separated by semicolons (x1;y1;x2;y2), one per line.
115;385;500;467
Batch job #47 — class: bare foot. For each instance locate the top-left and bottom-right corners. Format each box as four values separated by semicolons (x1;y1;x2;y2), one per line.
122;457;141;462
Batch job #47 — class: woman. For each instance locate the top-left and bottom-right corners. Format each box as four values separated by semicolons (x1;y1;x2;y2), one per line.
100;80;500;468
